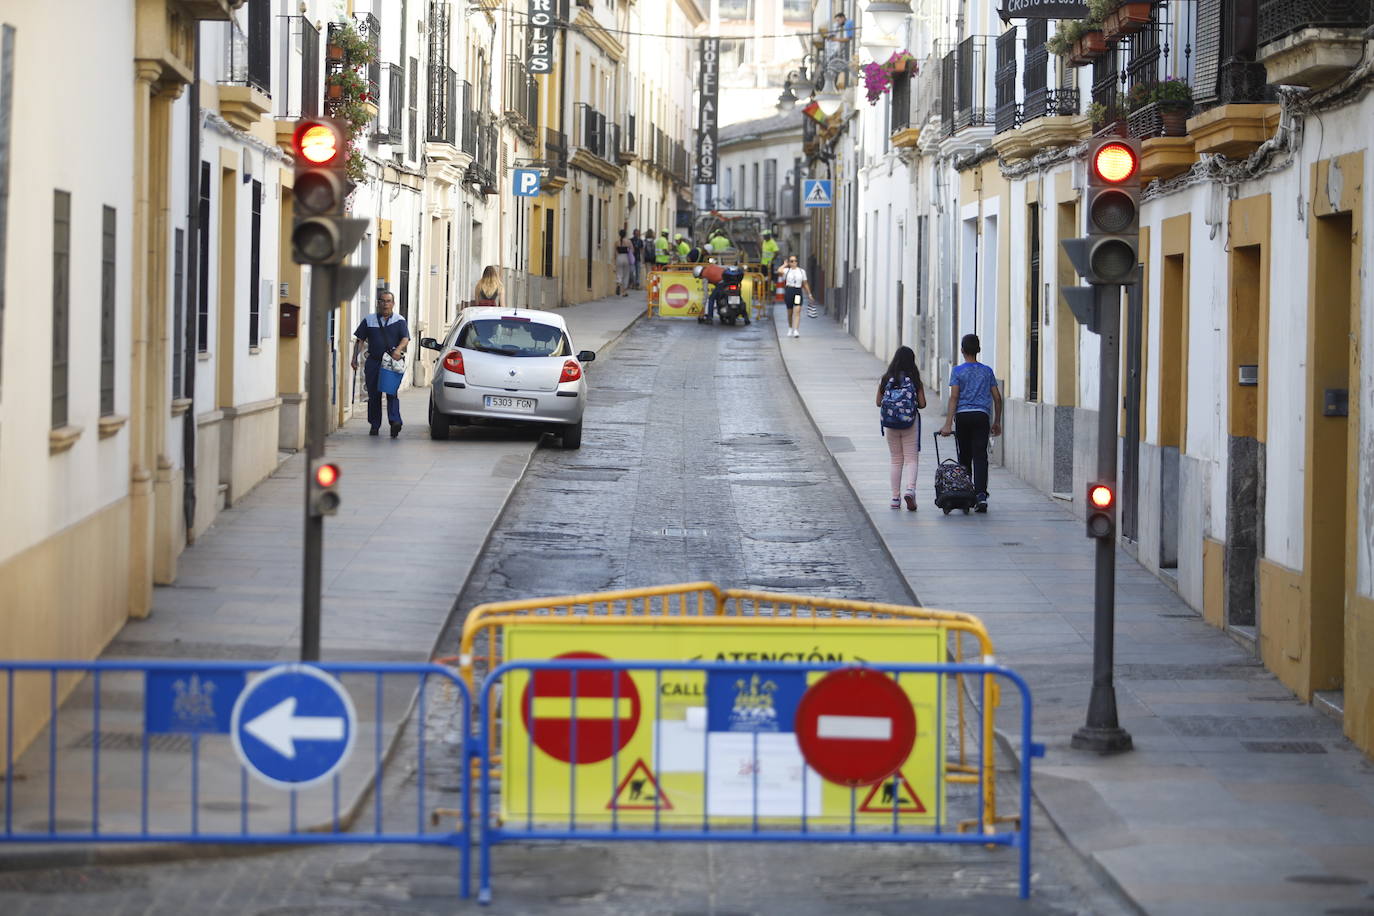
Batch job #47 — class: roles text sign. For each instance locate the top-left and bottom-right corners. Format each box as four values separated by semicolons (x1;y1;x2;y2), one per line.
527;0;556;74
695;37;720;185
997;0;1088;21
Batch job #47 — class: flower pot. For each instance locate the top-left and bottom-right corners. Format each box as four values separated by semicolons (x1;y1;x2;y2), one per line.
890;58;910;74
1103;2;1154;40
1068;30;1107;67
327;83;344;100
1158;104;1190;136
326;44;344;61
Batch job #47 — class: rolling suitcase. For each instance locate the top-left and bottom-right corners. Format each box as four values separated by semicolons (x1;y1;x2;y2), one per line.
932;431;979;515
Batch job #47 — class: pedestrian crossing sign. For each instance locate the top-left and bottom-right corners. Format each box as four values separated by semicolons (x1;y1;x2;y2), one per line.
803;179;832;208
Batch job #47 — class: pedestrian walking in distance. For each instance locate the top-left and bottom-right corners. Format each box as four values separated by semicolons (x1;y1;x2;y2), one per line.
938;334;1003;512
351;290;410;438
629;228;644;289
877;346;926;510
474;265;504;308
615;229;633;296
778;255;814;337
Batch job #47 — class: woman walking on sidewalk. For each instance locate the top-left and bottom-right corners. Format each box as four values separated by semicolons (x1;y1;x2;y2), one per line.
877;346;926;510
938;334;1002;513
615;229;634;296
474;266;504;308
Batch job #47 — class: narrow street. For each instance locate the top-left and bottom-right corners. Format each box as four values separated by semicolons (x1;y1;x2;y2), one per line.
0;316;1133;915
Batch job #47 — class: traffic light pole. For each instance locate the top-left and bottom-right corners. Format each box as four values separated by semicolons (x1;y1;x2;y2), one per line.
301;263;336;662
1072;284;1134;754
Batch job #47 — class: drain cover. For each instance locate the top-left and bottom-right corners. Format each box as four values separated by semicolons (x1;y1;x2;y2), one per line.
661;528;707;538
1242;741;1327;754
70;731;193;753
748;530;830;544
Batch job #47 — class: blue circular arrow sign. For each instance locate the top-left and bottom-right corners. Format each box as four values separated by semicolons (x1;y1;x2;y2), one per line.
231;665;357;790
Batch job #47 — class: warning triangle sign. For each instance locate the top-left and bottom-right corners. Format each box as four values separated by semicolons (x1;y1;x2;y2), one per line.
858;771;927;814
804;180;831;206
607;758;673;811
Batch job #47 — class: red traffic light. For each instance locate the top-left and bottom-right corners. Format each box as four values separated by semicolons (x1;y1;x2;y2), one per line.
294;121;342;166
1093;142;1138;183
314;462;341;488
1089;484;1113;509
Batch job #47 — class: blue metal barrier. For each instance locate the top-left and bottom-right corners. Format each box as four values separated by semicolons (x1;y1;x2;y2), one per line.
0;659;472;899
477;659;1042;904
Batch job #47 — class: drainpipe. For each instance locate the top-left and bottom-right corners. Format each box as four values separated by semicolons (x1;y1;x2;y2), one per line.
182;35;200;541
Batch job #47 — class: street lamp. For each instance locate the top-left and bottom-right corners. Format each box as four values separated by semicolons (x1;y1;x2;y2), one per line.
861;30;899;64
775;82;798;114
814;86;845;117
866;0;913;36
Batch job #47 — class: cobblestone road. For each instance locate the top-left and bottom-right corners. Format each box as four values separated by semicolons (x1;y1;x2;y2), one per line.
0;319;1131;915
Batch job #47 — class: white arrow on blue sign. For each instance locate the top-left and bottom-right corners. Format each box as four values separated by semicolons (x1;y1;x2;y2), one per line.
230;664;356;790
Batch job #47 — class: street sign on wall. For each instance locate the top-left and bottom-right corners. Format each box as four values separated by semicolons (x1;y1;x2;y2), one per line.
997;0;1088;21
527;0;555;73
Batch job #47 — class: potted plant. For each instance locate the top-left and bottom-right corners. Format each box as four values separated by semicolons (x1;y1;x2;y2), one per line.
1100;0;1155;40
1126;78;1193;138
859;50;918;106
322;20;379;183
1049;18;1107;67
1088;93;1124;131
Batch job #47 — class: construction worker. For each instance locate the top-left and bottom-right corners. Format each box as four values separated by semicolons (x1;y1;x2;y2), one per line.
675;233;691;261
761;230;779;274
654;230;671;266
709;230;731;254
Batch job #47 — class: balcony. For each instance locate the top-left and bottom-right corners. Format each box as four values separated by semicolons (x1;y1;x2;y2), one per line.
505;55;539;142
671;140;689;185
617;114;637;164
353;13;381;114
465;119;499;195
543;127;569;192
571;103;622;180
939;36;996;154
1258;0;1373;88
219;6;271;132
889;70;921;147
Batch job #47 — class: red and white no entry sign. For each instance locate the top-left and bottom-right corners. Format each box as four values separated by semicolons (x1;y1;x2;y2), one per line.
520;651;640;764
664;284;690;308
794;667;916;787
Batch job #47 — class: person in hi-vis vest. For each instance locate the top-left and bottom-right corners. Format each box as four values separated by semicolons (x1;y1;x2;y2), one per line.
654;231;671;265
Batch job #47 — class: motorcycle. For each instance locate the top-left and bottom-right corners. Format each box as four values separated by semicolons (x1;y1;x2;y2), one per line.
710;266;749;326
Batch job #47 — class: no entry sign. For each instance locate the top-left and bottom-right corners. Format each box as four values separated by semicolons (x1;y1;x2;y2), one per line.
795;667;916;787
521;651;640;764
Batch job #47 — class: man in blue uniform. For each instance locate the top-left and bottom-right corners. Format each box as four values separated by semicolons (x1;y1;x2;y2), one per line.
351;291;411;438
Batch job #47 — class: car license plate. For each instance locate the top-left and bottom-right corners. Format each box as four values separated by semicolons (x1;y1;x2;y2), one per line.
484;395;535;412
728;296;742;305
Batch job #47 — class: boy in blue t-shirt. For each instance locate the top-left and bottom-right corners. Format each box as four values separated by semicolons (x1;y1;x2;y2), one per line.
937;334;1003;512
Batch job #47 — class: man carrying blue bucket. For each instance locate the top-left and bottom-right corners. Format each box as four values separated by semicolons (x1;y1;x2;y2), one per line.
351;290;410;438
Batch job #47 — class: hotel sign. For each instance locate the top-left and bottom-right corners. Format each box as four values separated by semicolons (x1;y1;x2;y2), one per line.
528;0;554;73
696;37;720;185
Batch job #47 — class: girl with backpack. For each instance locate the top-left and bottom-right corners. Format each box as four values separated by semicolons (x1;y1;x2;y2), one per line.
877;346;927;510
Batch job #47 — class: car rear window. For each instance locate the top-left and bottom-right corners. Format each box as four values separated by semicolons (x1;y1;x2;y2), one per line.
457;318;569;357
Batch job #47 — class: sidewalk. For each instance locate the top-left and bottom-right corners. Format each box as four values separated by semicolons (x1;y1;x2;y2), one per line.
775;307;1374;916
1;295;645;863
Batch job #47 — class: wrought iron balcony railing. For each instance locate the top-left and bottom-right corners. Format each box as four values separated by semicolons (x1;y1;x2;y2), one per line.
1259;0;1374;46
994;29;1019;133
354;12;381;111
223;0;271;98
427;64;457;145
275;16;319;119
574;103;609;160
544;127;568;177
460;80;476;155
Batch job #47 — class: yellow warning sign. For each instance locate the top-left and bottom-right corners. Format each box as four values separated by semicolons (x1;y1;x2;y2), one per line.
858;771;926;814
500;621;945;826
608;759;672;811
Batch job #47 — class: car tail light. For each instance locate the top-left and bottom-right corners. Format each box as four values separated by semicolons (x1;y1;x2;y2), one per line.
559;359;582;383
442;350;465;374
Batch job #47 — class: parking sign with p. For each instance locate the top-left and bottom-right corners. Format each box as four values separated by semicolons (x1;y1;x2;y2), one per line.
513;169;542;197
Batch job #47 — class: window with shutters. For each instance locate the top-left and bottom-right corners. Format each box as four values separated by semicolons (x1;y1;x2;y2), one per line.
52;190;70;429
408;57;418;161
1192;0;1224;107
249;179;261;348
197;162;210;352
100;206;116;416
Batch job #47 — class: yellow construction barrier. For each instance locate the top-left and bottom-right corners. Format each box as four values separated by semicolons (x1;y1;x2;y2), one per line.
451;582;1010;831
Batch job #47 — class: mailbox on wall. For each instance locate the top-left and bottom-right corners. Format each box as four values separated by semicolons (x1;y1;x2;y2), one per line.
279;303;300;338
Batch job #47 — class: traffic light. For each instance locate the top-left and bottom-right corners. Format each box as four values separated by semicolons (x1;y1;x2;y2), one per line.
1085;139;1141;284
308;458;341;517
291;118;368;266
1086;481;1115;539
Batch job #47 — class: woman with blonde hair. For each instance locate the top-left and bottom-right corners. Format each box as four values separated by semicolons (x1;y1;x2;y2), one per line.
474;266;503;308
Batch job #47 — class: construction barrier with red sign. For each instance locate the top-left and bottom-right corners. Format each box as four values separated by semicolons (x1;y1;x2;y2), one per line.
476;656;1042;904
645;265;767;320
452;582;1011;834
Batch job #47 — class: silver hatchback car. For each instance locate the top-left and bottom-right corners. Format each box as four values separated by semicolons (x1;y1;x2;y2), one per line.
419;308;596;448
